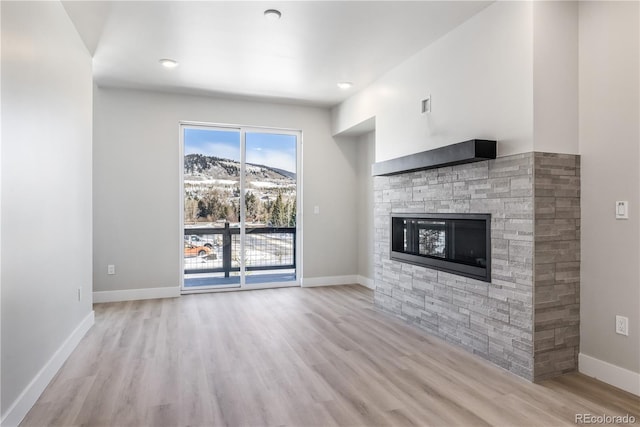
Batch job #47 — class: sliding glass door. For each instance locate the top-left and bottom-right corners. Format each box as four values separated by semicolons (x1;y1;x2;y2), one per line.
181;123;300;291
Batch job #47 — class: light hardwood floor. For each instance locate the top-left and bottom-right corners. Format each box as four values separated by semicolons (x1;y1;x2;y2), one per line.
21;285;639;426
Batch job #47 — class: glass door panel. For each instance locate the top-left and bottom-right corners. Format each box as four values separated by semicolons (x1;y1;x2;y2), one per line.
244;132;298;285
183;126;241;289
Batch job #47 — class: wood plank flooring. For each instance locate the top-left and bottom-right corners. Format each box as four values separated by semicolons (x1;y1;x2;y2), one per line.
21;285;639;426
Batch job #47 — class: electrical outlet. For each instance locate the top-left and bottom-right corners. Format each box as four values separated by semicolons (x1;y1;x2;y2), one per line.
77;287;82;302
107;264;116;275
615;315;629;336
616;201;629;219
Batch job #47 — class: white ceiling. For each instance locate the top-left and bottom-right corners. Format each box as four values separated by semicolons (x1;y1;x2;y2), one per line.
62;1;492;107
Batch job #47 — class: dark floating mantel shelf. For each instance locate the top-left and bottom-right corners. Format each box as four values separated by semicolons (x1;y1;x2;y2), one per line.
371;139;497;176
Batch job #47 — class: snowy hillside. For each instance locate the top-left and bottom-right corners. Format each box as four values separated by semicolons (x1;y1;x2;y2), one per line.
184;154;295;181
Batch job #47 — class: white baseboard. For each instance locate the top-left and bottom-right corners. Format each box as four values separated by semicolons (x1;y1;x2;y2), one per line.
302;275;360;287
357;275;375;289
93;286;180;303
1;311;95;427
579;352;640;396
301;275;374;289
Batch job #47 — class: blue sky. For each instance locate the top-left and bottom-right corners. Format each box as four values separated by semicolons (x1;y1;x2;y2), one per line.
184;128;296;173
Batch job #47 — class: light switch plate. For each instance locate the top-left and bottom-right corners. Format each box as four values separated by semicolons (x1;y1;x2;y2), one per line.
616;201;629;219
421;95;431;114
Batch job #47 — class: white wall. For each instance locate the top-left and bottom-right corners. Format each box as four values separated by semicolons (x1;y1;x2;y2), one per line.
579;1;639;377
533;1;578;154
1;0;93;420
93;87;359;294
355;132;375;285
332;1;534;161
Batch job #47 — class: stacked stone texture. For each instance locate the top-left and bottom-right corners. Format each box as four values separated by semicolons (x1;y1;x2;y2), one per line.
533;153;580;380
373;152;580;381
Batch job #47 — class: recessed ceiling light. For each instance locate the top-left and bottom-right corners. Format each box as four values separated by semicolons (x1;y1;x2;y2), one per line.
337;82;353;90
264;9;282;21
159;58;179;68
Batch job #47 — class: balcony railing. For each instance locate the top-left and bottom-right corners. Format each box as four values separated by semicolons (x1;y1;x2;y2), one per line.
184;223;296;277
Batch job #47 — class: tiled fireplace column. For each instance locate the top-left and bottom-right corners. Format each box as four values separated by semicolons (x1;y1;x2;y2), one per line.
373;152;580;381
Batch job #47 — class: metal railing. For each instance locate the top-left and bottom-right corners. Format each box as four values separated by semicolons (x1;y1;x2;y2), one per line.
184;223;296;277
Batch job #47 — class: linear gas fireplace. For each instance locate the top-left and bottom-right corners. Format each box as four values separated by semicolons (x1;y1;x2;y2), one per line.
391;213;491;282
376;151;580;380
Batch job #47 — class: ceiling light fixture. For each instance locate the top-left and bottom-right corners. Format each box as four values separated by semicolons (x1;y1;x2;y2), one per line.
159;58;179;68
264;9;282;21
337;82;353;90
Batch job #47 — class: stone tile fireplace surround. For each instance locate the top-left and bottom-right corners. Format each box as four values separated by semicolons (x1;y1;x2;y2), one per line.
373;152;580;381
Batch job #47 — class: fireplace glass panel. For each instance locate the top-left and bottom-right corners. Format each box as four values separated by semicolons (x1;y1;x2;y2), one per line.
417;221;446;258
391;214;491;282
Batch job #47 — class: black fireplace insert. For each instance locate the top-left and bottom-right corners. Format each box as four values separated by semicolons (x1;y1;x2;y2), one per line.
391;213;491;282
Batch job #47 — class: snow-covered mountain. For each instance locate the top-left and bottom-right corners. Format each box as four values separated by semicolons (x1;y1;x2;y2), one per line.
184;154;295;181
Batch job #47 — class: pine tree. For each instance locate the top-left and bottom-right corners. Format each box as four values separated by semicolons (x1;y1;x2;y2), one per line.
271;192;285;226
288;197;297;227
245;191;258;222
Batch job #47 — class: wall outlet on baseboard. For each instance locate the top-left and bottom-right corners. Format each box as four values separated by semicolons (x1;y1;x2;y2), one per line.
615;315;629;336
107;264;116;275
